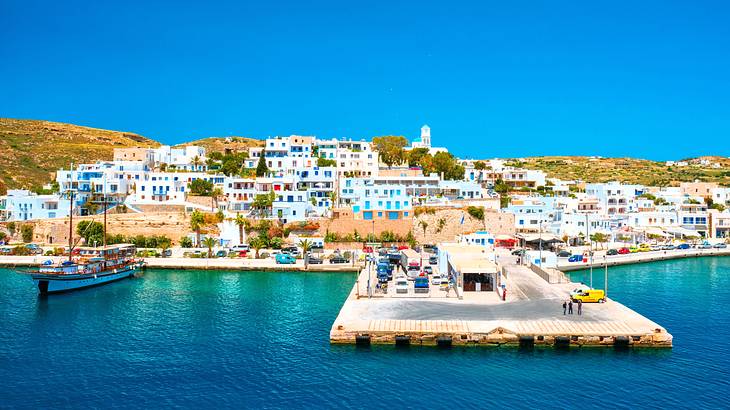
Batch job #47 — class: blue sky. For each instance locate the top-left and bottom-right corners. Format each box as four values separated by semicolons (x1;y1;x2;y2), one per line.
2;0;729;160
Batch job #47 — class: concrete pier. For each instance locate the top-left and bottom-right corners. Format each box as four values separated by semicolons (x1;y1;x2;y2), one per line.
330;263;672;347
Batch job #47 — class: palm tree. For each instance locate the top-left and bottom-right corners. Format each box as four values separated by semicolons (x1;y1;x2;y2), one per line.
211;187;223;211
250;236;265;259
234;213;247;246
159;238;171;258
419;220;429;237
192;155;202;171
299;239;312;269
202;236;216;258
190;210;205;247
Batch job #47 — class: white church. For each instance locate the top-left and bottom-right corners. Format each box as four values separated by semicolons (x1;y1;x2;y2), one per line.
409;125;448;155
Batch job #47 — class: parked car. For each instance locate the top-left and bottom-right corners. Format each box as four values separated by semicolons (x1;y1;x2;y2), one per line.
698;242;713;249
406;266;420;280
430;273;443;286
414;276;430;294
25;244;43;255
629;246;639;253
362;246;373;253
713;243;727;249
677;243;691;250
397;245;409;251
661;245;676;250
568;255;583;263
162;249;172;257
423;266;433;275
638;244;651;252
557;250;572;258
329;256;349;264
307;255;323;264
606;249;618;256
618;247;630;255
429;256;438;265
395;277;409;294
511;249;525;256
649;245;662;251
230;244;249;252
215;250;227;258
275;253;296;264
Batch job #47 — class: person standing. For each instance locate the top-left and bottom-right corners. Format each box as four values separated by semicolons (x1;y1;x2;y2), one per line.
568;300;573;315
562;300;567;315
577;299;583;315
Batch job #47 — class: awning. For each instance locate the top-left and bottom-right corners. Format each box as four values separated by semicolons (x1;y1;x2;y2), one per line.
663;226;701;237
516;233;563;243
644;227;671;237
495;234;515;240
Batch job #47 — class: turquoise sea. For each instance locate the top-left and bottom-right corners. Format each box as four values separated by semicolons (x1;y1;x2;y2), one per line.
1;257;729;409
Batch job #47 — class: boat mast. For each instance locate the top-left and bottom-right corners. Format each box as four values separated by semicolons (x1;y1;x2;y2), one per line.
68;163;74;262
103;174;107;267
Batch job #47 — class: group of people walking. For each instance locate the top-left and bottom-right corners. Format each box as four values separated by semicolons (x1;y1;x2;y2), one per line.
562;299;582;315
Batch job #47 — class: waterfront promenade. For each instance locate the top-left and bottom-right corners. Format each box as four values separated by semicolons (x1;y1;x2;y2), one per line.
0;255;362;272
557;247;730;271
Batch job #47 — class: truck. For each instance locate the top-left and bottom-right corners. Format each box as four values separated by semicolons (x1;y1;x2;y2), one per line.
377;261;393;280
400;248;421;272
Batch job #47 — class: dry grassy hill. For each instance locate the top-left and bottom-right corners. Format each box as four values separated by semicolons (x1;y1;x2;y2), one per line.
510;156;730;186
0;118;159;194
175;136;263;153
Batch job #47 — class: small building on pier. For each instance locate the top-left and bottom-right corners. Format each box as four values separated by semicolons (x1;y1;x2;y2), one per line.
437;243;501;298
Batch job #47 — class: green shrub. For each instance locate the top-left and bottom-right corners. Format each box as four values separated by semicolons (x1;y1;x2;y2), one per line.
20;224;34;243
467;206;484;221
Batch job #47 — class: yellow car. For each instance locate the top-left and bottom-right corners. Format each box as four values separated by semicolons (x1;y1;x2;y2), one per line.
638;244;651;252
629;246;639;253
572;289;606;303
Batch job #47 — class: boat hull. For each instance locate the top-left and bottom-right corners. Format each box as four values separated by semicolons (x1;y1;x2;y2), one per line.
32;265;139;294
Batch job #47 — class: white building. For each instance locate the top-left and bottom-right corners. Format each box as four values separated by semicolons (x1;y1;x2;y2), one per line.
0;190;71;221
585;182;645;215
340;178;412;220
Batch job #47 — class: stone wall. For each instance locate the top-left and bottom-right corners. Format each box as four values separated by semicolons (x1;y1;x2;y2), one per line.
24;212;191;245
318;216;413;238
412;208;515;244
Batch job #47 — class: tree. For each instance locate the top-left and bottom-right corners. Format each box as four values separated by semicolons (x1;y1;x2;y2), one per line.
590;233;609;249
234;213;247;246
179;236;193;248
211;187;224;211
419;219;429;236
192;155;202;171
190;179;213;196
299;239;312;269
252;192;275;218
474;161;487;170
372;136;408;167
21;224;34;243
202;236;216;258
256;151;269;177
7;221;16;237
159;237;171;257
432;152;465;180
190;210;205;247
317;157;337;167
407;148;430;168
76;220;104;246
250;236;265;259
0;231;6;243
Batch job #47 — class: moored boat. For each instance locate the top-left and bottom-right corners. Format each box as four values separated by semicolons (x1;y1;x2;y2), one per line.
28;244;145;294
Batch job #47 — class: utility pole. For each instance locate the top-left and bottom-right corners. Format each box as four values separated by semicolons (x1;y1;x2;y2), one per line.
604;255;608;299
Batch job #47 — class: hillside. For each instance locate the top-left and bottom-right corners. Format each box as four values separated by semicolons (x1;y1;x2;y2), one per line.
0;118;159;194
509;156;730;186
174;136;263;153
